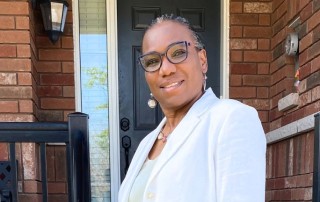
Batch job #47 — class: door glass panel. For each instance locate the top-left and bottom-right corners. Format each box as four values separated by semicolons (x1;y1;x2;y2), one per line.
79;0;110;201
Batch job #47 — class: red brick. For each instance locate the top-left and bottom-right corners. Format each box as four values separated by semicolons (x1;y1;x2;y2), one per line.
230;14;259;25
0;31;30;43
270;28;286;49
63;86;74;97
230;50;243;62
230;63;257;74
270;55;293;73
62;62;74;73
307;9;320;32
311;54;320;73
19;100;33;113
230;2;243;13
40;74;74;85
18;72;32;85
24;180;42;193
0;2;29;15
272;1;287;25
37;86;62;97
230;39;257;49
305;132;314;173
308;39;320;60
299;31;313;53
230;75;242;86
0;45;16;57
0;86;32;99
257;110;268;122
55;146;66;181
61;37;73;48
257;39;270;50
0;101;18;112
0;58;31;71
48;182;67;194
18;194;42;202
243;27;272;38
0;114;34;122
299;90;312;106
311;85;320;101
0;73;17;85
0;143;8;160
39;49;73;61
17;45;31;58
305;99;320;116
258;63;269;74
273;189;291;200
270;93;282;109
0;16;14;29
269;116;282;130
291;187;312;200
41;98;75;110
271;65;295;85
243;51;270;62
259;14;270;26
243;99;269;110
36;36;61;48
243;2;272;13
257;87;269;98
48;195;68;202
36;61;62;73
243;75;270;86
229;87;256;98
16;16;30;30
230;26;243;38
300;2;313;22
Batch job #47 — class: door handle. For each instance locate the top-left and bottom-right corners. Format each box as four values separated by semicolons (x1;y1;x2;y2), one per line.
122;135;131;174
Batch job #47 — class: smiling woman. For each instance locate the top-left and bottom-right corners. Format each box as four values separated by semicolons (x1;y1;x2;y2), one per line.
118;14;266;202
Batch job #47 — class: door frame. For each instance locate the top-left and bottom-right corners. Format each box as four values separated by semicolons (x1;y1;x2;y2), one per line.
107;0;230;201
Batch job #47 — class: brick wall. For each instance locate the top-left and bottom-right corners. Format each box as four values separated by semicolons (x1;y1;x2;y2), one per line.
229;0;272;132
0;0;74;201
230;0;320;201
265;0;320;201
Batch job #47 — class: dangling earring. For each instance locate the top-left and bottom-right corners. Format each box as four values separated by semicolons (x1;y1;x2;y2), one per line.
203;74;207;91
148;93;157;108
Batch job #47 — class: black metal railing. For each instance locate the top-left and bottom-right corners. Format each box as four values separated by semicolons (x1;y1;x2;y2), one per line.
0;112;91;202
313;113;320;202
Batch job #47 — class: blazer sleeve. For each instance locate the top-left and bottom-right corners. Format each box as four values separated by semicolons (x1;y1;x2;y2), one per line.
215;104;266;202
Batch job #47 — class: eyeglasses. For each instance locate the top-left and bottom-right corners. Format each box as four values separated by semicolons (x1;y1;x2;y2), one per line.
138;41;191;72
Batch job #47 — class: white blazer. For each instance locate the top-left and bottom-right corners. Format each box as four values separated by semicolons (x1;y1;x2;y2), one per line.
119;88;266;202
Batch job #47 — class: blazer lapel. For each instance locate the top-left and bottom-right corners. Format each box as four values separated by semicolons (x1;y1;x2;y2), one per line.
146;88;219;185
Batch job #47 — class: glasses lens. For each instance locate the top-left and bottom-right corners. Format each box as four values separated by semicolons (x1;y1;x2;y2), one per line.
140;53;161;72
167;42;188;64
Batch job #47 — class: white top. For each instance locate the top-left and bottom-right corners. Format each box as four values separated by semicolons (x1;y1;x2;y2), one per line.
129;158;158;202
119;88;266;202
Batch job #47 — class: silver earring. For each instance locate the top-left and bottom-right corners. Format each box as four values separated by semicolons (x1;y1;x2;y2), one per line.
148;93;157;108
203;74;207;91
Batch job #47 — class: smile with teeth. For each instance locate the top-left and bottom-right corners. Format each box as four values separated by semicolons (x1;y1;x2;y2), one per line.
162;81;182;88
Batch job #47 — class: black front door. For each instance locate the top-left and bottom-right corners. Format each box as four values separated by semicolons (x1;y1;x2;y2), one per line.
117;0;221;180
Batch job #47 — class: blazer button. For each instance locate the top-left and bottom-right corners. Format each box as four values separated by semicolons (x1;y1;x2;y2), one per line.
147;192;154;199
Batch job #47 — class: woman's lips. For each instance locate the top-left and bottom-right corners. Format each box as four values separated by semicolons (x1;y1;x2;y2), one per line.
161;80;183;89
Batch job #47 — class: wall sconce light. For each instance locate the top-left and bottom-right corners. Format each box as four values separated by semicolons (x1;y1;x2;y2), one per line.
34;0;69;43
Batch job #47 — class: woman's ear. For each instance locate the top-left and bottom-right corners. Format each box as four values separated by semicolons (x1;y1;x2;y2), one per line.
198;49;208;73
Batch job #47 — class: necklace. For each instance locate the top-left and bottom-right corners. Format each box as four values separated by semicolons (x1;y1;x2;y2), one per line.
157;129;170;143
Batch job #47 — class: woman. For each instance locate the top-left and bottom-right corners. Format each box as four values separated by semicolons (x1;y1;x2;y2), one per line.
119;15;266;202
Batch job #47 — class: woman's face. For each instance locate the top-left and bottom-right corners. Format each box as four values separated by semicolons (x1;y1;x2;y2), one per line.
142;21;208;111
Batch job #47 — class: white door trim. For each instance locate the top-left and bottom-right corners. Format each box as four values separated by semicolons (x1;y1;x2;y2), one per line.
106;0;121;201
107;0;230;200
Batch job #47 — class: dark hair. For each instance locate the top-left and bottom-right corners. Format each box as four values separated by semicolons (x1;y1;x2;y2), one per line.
143;14;205;50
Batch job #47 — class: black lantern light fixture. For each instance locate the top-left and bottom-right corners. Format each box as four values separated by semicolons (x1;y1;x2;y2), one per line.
36;0;69;43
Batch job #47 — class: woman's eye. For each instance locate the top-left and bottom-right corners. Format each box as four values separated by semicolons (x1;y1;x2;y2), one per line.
171;49;186;58
146;58;160;67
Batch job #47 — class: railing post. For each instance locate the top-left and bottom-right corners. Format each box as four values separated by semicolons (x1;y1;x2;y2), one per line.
68;112;91;202
313;113;320;202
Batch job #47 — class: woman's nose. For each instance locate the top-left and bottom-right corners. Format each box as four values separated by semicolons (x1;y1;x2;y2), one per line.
159;56;176;76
